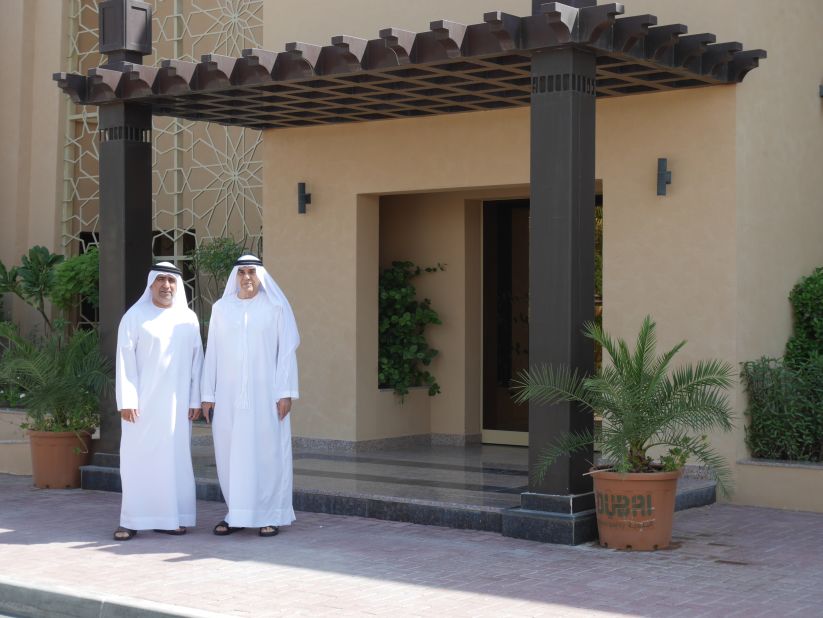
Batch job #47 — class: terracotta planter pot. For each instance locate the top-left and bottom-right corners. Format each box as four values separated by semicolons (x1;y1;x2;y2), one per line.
592;468;682;551
28;430;92;489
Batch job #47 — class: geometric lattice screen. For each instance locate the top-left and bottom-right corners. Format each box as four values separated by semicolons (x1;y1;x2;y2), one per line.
62;0;263;317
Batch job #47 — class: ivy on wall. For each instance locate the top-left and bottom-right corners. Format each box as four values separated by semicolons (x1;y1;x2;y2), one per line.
378;261;444;398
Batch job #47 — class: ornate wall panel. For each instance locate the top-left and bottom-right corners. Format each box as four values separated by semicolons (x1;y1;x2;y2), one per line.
62;0;264;314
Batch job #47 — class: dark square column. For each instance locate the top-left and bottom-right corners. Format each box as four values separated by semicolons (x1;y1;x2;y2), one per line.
95;102;153;453
90;0;154;455
502;47;597;544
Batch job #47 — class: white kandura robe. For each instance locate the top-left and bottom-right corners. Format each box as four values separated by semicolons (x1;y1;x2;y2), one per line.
116;302;204;530
202;293;298;528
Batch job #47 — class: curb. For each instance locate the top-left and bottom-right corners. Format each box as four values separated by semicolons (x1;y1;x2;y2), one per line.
0;578;227;618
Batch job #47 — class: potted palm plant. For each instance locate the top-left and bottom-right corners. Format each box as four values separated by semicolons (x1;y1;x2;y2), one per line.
0;246;110;488
0;323;111;488
512;316;734;550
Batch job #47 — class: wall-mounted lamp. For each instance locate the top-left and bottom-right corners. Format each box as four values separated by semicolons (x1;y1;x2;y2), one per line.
298;182;311;214
657;158;672;196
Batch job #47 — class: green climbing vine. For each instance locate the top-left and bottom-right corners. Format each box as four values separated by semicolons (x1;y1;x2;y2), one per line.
378;261;444;398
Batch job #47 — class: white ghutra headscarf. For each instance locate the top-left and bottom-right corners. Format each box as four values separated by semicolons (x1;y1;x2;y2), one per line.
222;255;300;357
136;262;188;309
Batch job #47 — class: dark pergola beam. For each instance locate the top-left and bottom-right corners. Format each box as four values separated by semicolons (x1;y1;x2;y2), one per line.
54;2;765;131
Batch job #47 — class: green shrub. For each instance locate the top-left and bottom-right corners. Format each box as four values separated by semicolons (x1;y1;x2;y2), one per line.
785;266;823;368
0;246;64;331
52;247;100;313
378;261;443;398
190;237;249;287
741;357;823;462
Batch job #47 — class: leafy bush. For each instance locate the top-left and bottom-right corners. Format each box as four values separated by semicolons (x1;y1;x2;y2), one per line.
52;247;100;313
741;356;823;462
785;267;823;368
190;237;249;286
190;236;259;305
0;322;111;431
378;261;443;398
0;246;64;331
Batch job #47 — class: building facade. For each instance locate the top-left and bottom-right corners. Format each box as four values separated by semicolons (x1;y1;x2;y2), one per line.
2;0;823;514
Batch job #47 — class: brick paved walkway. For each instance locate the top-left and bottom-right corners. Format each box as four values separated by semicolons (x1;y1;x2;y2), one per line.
1;474;822;617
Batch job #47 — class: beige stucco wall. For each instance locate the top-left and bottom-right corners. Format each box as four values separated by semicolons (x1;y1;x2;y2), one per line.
731;0;823;508
0;0;67;328
0;410;32;475
379;189;519;440
599;0;823;509
262;0;533;52
263;108;530;441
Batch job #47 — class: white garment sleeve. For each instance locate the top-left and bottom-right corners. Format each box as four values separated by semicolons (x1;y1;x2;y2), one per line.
201;304;218;402
273;309;299;401
115;313;139;410
189;318;204;408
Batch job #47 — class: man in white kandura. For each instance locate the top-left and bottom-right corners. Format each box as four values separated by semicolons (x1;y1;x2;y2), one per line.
201;255;300;538
114;263;204;541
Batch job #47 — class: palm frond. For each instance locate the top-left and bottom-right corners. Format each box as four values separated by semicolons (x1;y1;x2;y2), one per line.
652;432;734;497
532;429;596;484
511;365;591;410
0;324;111;431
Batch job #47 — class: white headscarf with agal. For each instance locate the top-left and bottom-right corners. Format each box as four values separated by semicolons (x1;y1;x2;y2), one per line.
137;262;188;309
223;255;300;358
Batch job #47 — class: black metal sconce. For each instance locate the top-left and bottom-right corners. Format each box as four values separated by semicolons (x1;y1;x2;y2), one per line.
819;84;823;98
298;182;311;214
657;158;672;196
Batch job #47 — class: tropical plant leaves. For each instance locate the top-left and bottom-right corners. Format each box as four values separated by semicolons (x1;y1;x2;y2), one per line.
511;315;735;495
0;323;111;432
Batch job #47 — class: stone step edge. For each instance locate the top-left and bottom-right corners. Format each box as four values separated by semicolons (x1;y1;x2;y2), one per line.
81;464;504;533
81;465;715;535
0;576;227;618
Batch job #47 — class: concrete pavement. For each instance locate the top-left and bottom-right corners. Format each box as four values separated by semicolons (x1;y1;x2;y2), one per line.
0;474;822;617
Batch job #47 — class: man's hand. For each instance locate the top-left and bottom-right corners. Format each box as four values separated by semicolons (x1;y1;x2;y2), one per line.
188;408;201;421
201;402;215;424
276;398;292;421
120;409;138;423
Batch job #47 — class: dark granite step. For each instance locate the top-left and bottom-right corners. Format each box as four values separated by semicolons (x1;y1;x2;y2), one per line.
81;454;716;538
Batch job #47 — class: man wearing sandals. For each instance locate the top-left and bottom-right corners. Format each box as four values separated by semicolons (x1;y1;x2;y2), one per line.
201;255;300;538
114;263;204;541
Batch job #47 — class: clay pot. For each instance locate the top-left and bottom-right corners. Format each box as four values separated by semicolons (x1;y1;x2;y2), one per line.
28;430;92;489
592;468;681;551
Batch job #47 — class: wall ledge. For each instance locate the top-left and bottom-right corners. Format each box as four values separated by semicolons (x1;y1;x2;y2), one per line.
738;458;823;471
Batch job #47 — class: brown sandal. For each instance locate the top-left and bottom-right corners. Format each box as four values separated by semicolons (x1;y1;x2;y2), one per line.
153;527;187;535
213;520;244;536
113;527;137;541
259;525;279;537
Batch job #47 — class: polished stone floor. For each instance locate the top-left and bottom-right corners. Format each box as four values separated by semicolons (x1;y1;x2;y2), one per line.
192;435;529;510
189;425;715;515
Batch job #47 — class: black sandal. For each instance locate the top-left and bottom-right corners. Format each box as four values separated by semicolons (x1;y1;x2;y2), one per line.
213;520;244;536
153;527;187;535
113;527;137;541
259;525;279;537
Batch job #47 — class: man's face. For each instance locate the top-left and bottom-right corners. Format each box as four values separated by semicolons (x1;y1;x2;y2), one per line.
237;266;261;298
150;274;177;308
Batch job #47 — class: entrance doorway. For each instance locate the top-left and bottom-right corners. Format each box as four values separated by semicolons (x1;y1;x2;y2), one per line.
482;199;530;446
481;187;602;446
